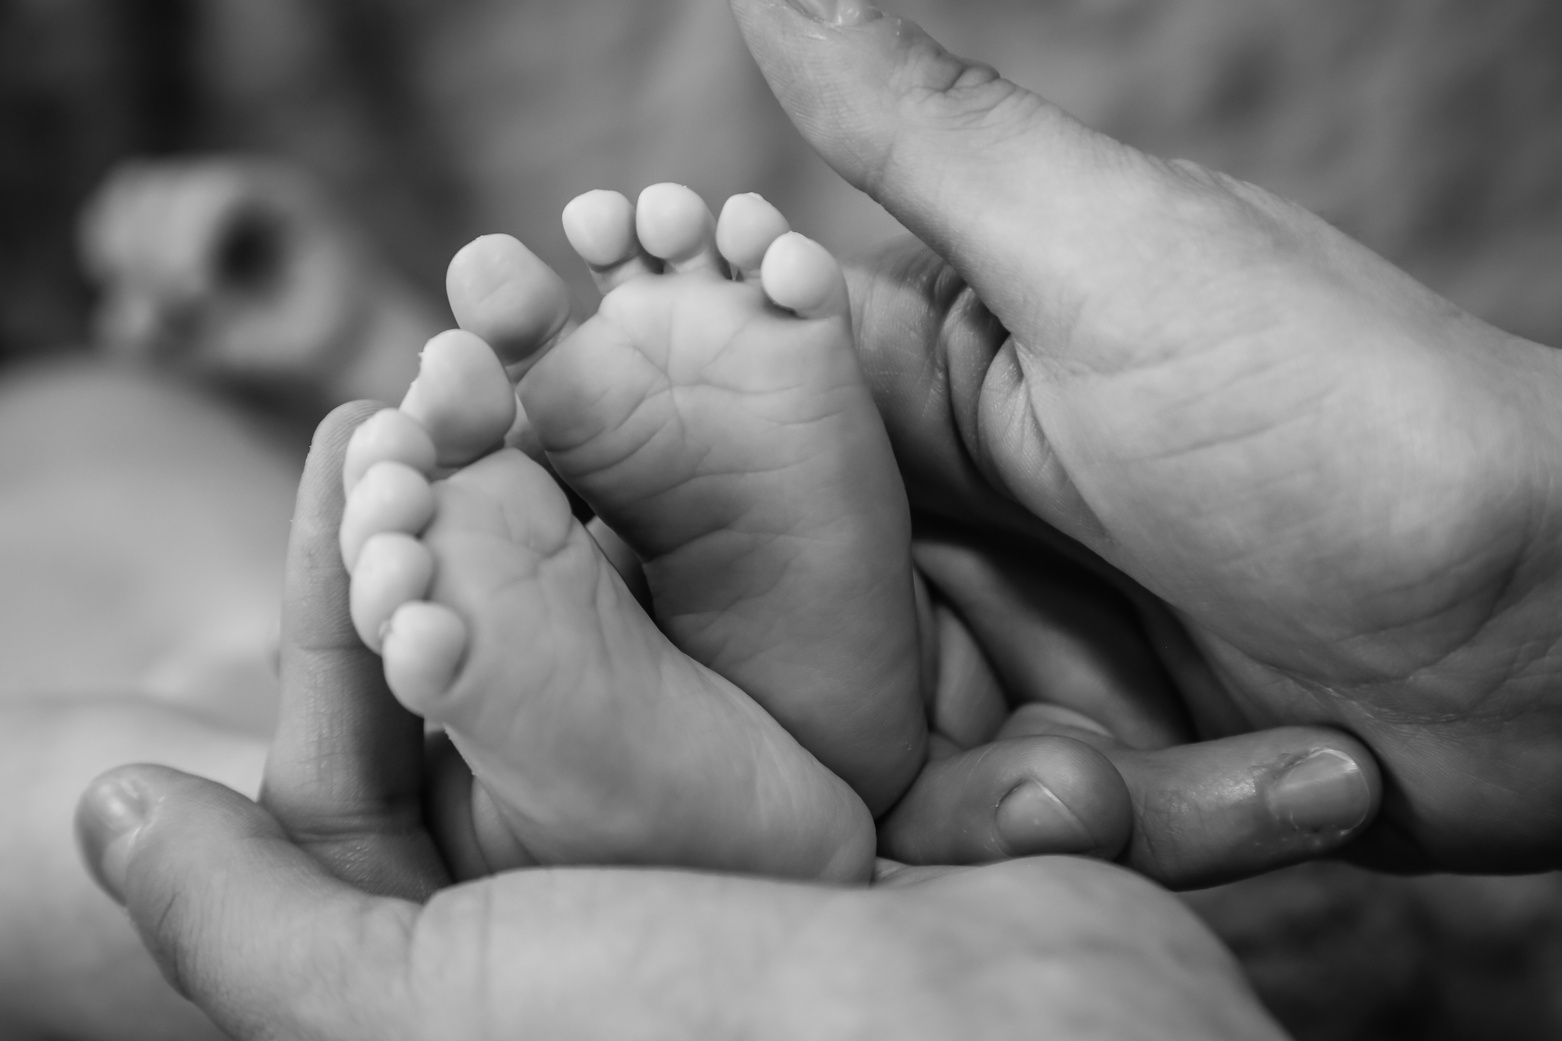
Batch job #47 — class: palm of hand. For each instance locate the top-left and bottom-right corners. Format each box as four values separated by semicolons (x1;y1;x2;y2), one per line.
852;188;1562;869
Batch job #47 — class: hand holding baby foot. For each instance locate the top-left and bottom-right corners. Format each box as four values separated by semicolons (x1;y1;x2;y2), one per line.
73;395;1294;1041
336;189;953;881
733;0;1562;872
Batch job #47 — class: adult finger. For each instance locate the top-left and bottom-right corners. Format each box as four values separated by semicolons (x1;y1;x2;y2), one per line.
902;526;1382;886
882;720;1380;889
844;242;1039;533
262;401;448;898
913;527;1191;750
879;735;1131;864
917;534;1382;886
77;765;421;1041
732;0;1452;581
844;240;1114;561
729;0;1203;358
1113;729;1379;888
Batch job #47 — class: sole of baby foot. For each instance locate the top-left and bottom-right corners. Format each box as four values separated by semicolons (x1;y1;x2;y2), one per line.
523;185;927;815
363;446;876;881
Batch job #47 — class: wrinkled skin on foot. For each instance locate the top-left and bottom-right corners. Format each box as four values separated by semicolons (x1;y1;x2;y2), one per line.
529;187;927;816
412;198;1380;881
732;0;1562;871
339;204;912;882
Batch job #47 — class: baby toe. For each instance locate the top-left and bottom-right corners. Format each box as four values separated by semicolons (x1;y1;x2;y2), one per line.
400;329;517;467
636;183;722;276
563;190;658;293
340;461;436;573
760;232;850;320
716;194;791;281
344;408;437;494
350;532;435;651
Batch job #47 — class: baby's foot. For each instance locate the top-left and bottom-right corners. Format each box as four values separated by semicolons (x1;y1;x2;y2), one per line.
518;185;927;813
341;308;874;881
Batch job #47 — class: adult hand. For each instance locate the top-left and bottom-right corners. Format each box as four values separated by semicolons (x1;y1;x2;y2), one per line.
887;513;1385;887
78;768;1286;1041
731;0;1562;871
76;405;1287;1041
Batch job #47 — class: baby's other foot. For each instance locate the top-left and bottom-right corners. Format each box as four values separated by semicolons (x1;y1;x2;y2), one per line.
524;185;927;813
340;326;873;880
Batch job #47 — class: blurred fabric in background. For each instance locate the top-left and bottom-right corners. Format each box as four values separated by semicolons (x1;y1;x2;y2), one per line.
4;0;1562;361
2;2;1561;1039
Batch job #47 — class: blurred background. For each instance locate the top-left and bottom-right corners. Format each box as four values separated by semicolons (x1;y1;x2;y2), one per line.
2;1;1561;1039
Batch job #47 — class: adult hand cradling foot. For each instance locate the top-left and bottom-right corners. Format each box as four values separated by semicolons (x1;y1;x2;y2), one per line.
734;0;1562;873
74;404;1288;1041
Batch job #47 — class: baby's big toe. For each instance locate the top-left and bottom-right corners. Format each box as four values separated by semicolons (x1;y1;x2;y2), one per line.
446;234;573;371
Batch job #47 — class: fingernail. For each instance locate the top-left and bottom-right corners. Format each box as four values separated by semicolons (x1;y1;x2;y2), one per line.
75;775;149;906
996;782;1097;856
785;0;883;27
1268;749;1372;834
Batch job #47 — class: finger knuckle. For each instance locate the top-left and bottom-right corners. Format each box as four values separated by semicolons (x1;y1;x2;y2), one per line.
902;62;1049;152
1153;157;1304;251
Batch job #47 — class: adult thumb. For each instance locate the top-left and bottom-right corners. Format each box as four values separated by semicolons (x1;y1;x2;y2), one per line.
77;765;419;1041
729;0;1180;342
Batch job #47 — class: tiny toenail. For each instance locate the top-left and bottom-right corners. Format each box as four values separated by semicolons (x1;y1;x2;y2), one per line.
785;0;883;27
